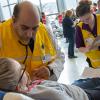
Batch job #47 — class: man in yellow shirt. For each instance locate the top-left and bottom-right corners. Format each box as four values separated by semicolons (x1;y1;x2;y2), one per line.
0;1;64;81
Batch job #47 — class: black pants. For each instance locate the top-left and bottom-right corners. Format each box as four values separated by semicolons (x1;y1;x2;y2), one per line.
86;58;93;68
67;34;75;57
73;78;100;100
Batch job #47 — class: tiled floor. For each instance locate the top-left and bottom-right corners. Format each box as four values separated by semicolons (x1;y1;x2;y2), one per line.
57;37;89;85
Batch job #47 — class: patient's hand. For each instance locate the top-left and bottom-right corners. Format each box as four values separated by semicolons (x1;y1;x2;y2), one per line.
32;66;50;81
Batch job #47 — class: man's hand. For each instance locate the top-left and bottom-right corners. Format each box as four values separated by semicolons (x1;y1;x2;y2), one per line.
90;36;100;50
32;66;50;81
95;36;100;41
79;46;91;53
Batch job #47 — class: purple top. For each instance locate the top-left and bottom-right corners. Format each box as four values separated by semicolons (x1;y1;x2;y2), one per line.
75;14;97;48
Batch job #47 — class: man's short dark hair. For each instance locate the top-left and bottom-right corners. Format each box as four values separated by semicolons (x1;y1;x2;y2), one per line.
76;1;92;17
13;3;20;18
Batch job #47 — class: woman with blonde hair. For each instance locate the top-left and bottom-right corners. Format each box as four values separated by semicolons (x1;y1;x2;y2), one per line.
62;10;77;58
65;10;73;17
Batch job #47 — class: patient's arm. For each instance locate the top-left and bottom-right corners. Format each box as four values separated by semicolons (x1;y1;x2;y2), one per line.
3;92;34;100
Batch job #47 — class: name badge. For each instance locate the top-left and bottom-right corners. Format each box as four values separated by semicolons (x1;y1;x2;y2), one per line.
42;54;51;63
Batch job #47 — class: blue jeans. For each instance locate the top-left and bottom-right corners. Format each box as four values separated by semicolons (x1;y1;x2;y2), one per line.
68;34;75;57
0;91;5;100
73;78;100;100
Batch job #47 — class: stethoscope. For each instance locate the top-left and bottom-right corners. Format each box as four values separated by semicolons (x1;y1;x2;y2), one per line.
16;40;29;89
16;40;45;87
16;40;51;88
18;40;45;64
18;40;28;64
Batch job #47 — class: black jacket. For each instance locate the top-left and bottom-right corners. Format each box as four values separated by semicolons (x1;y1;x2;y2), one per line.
62;16;75;37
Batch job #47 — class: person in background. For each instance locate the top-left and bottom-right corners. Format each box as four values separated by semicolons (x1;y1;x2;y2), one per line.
41;12;46;24
76;1;100;68
96;0;100;14
62;10;77;59
0;1;64;81
58;14;63;26
1;57;100;100
41;12;53;36
92;3;97;13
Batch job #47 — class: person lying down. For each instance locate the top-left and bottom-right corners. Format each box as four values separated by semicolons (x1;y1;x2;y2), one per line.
0;58;100;100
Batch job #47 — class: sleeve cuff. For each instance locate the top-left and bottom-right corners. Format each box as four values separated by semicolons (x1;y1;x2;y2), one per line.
3;93;33;100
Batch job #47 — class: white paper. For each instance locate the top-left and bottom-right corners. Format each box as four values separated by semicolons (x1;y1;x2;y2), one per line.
81;67;100;78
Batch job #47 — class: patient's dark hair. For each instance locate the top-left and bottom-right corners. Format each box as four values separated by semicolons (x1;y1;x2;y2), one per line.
76;1;92;17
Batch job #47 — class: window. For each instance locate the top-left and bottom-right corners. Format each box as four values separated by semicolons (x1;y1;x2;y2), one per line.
2;6;10;19
41;0;58;15
9;0;18;4
64;0;77;10
0;0;58;20
0;0;18;20
93;0;98;3
23;0;40;6
10;4;16;15
0;0;8;6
